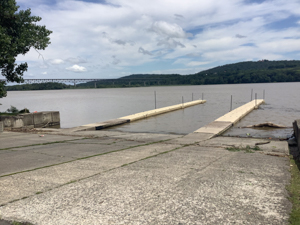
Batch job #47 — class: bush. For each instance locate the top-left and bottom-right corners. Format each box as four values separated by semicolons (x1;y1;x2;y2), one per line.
6;105;19;113
19;108;30;113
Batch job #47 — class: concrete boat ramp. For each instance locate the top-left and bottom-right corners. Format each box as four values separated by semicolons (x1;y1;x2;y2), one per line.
0;99;292;225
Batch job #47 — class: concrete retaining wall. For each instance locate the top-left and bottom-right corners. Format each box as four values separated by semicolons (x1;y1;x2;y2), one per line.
293;120;300;153
0;111;60;128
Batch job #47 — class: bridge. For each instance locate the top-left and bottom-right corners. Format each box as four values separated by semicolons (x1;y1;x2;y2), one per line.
0;78;165;86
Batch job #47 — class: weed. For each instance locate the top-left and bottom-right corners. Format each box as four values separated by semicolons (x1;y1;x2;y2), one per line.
252;145;261;151
225;146;241;152
226;145;261;153
287;157;300;224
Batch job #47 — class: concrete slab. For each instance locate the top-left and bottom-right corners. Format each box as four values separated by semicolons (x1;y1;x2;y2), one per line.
109;132;182;142
194;121;232;135
0;149;74;176
68;138;144;147
166;132;215;145
0;139;154;177
0;132;83;149
198;136;289;155
0;142;291;224
0;143;180;206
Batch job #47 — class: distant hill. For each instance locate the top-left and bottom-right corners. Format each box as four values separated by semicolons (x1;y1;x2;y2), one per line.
117;60;300;85
6;60;300;91
188;60;300;84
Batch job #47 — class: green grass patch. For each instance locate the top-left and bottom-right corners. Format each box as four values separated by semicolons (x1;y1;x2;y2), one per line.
287;157;300;224
225;145;261;153
0;112;19;116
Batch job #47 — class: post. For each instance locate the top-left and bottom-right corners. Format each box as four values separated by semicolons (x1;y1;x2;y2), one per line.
251;89;253;101
154;91;156;109
263;89;265;100
230;95;232;112
74;79;76;87
94;82;96;88
255;93;257;107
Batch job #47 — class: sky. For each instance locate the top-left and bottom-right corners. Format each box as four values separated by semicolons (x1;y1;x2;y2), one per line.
6;0;300;79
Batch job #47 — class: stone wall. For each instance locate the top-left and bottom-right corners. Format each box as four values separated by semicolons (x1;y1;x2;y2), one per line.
0;111;60;128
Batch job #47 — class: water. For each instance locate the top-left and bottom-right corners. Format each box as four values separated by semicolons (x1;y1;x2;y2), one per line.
1;83;299;138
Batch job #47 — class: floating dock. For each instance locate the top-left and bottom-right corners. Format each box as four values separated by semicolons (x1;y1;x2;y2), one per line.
73;99;206;131
194;99;264;137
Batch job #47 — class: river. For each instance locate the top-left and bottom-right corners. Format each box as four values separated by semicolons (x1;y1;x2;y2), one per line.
1;83;299;138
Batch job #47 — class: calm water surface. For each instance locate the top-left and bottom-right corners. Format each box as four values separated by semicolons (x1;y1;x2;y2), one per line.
1;83;299;138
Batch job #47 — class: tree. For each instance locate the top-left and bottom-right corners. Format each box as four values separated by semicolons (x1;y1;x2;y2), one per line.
0;0;52;98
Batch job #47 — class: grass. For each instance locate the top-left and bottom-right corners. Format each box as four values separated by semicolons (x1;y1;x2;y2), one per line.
0;112;19;116
287;157;300;224
226;145;261;153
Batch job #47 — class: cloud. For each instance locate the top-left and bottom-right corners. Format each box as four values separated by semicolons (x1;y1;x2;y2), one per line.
113;39;127;45
66;57;87;64
13;0;300;78
236;34;247;38
157;38;186;49
49;59;64;65
66;65;87;72
174;14;184;20
42;72;47;75
187;61;210;66
151;21;193;38
112;55;121;65
138;47;152;55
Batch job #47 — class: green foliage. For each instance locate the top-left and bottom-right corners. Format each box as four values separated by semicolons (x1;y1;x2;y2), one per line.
6;82;70;91
287;157;300;224
6;105;19;113
226;145;261;153
0;0;52;98
19;108;29;113
78;60;300;88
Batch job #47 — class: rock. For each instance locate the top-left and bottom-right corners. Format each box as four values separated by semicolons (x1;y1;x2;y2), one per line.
242;122;288;128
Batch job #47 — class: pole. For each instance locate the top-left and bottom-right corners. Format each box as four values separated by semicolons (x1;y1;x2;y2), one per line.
230;95;232;111
154;91;156;109
251;89;253;101
255;93;257;107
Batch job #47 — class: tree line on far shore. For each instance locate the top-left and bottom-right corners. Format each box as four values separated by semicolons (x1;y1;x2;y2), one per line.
5;60;300;91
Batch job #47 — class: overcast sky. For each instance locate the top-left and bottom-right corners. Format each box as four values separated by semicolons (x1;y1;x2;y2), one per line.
7;0;300;79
